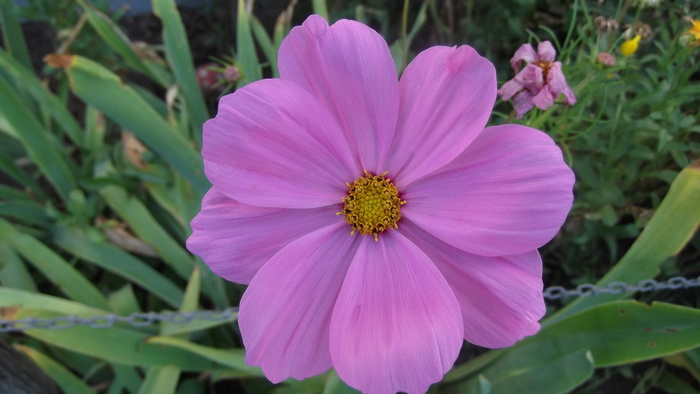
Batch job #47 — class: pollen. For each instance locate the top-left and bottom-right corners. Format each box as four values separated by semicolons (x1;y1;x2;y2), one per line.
338;170;406;241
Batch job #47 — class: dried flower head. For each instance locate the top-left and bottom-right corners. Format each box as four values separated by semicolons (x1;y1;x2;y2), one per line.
596;52;617;66
594;15;619;33
623;22;653;40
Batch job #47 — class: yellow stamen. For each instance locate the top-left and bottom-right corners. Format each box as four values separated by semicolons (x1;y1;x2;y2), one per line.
338;170;405;241
533;60;553;79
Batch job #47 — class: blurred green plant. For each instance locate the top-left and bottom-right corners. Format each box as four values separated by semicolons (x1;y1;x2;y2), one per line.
0;0;698;392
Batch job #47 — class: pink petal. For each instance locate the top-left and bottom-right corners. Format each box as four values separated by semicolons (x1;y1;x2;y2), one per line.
278;15;399;170
203;78;358;208
547;62;577;105
497;78;524;101
388;46;497;187
402;124;574;257
510;43;537;71
514;63;544;93
532;85;556;110
329;232;463;394
513;90;535;118
537;41;557;63
400;221;545;348
239;223;360;382
187;188;342;284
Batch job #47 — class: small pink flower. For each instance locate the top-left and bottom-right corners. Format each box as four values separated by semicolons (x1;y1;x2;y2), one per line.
596;52;617;67
188;15;574;393
498;41;577;118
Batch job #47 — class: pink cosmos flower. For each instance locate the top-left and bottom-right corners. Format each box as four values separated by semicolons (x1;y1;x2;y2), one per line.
188;15;574;394
497;41;577;118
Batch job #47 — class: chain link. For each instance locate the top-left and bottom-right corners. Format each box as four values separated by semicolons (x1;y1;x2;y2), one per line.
541;275;700;299
0;307;239;334
2;276;699;334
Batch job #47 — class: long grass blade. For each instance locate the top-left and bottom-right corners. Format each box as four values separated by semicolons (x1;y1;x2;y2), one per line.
57;55;209;193
0;49;83;146
152;0;209;145
0;219;110;310
0;77;77;202
52;224;185;309
0;0;31;68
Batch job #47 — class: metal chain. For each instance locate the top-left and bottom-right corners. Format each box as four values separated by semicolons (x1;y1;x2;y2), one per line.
0;308;238;334
542;275;700;299
2;276;699;334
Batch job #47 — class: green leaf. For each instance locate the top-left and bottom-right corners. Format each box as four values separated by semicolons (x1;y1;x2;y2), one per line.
0;199;50;227
0;0;31;68
160;267;206;335
0;241;37;291
180;266;200;312
311;0;329;21
109;284;143;316
0;287;107;316
665;350;700;382
443;347;506;384
276;375;326;394
159;311;237;336
544;301;700;365
653;370;699;394
0;219;110;310
74;0;170;86
0;183;35;200
51;224;184;308
15;345;95;394
140;163;201;233
161;266;202;336
96;179;194;280
321;370;360;394
457;301;700;393
250;16;279;78
16;309;217;371
474;350;593;394
0;154;48;200
147;335;263;377
236;0;262;86
548;161;700;324
131;83;169;118
95;165;228;309
0;76;77;202
62;55;209;193
0;49;83;146
138;366;181;394
152;0;209;145
112;365;143;394
451;374;492;394
83;105;106;153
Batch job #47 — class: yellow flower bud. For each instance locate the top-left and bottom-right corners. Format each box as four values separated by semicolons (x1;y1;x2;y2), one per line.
621;35;641;56
687;19;700;45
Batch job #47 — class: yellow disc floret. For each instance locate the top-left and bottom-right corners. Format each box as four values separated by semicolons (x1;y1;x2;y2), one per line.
339;170;406;241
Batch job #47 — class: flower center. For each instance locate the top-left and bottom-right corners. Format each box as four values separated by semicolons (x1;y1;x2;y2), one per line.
339;170;405;241
534;60;552;80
